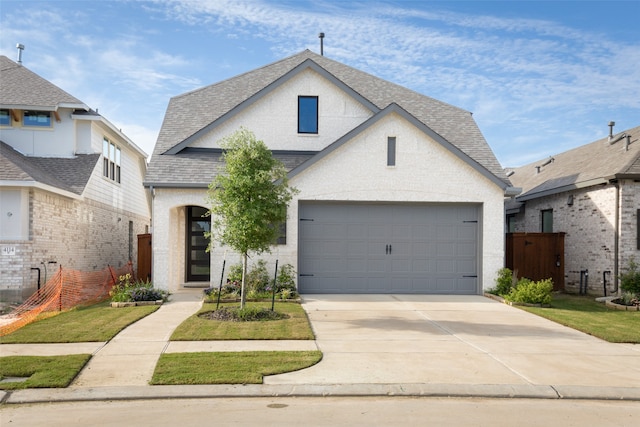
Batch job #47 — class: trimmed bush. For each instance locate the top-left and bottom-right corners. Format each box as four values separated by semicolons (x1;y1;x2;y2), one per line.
505;278;553;305
490;268;514;296
620;258;640;296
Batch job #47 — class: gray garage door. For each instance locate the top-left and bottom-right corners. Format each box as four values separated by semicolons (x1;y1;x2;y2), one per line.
298;203;479;294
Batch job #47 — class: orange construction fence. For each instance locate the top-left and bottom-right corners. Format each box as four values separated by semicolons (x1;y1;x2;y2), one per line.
0;262;134;337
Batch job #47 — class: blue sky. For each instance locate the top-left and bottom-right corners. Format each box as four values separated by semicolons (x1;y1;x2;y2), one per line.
1;0;638;167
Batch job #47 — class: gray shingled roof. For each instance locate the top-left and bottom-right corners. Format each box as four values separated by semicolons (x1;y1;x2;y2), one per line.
146;50;509;187
0;141;99;195
507;125;640;201
0;56;88;110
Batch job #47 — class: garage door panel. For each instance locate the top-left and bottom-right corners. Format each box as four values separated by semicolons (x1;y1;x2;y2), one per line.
457;242;476;257
436;243;455;257
298;203;479;294
391;259;411;273
436;259;455;273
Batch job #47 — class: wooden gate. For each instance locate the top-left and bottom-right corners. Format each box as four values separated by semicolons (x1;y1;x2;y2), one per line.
505;233;565;291
137;233;152;282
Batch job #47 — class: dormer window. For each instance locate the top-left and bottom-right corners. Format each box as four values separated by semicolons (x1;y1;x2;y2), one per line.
23;110;51;127
298;96;318;134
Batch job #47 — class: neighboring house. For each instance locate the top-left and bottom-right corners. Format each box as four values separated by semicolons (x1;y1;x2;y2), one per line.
145;50;517;295
0;55;150;302
505;124;640;295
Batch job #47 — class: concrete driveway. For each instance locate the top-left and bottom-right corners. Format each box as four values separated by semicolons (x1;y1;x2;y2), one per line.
266;294;640;391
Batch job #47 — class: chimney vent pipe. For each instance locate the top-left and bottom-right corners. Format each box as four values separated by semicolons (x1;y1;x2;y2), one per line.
608;121;615;140
16;43;25;64
319;32;325;56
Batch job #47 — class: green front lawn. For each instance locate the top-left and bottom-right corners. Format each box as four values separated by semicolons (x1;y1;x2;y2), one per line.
170;301;315;341
518;293;640;343
151;351;322;385
0;302;159;343
0;354;91;390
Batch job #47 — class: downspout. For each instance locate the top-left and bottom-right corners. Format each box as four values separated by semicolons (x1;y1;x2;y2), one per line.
613;180;620;294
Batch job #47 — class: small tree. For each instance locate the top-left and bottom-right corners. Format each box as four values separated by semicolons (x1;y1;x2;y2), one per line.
206;128;297;309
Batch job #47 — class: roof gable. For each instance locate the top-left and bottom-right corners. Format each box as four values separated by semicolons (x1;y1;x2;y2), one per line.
164;59;379;155
148;50;510;187
0;56;88;111
508;125;640;200
289;103;510;190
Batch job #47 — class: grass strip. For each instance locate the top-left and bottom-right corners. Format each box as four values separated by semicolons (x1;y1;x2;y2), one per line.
518;293;640;343
170;302;315;341
0;354;91;390
0;303;159;343
150;351;322;385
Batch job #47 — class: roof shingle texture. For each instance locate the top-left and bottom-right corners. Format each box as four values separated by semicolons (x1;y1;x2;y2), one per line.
507;125;640;199
0;141;99;195
147;50;508;186
0;56;85;109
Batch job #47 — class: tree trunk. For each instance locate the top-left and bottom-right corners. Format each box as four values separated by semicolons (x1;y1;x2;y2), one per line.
240;252;248;309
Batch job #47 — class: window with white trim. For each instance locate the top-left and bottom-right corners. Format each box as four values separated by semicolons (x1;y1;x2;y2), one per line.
103;138;121;183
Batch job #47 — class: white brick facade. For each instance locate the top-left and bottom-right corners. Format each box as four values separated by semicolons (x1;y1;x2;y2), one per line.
155;112;506;294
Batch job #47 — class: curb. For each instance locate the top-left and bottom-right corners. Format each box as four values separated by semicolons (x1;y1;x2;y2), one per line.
3;383;640;404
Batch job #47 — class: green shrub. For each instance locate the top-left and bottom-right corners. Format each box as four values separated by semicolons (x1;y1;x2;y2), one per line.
620;258;640;296
491;268;514;296
505;278;553;305
272;263;297;298
110;275;167;302
246;260;270;293
227;263;243;284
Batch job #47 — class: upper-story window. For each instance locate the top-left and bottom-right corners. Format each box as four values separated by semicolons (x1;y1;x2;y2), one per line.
0;109;11;126
541;209;553;232
298;96;318;134
387;137;396;166
103;138;121;183
23;110;51;127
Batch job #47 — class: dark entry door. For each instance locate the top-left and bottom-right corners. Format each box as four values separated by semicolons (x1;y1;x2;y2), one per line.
186;206;211;282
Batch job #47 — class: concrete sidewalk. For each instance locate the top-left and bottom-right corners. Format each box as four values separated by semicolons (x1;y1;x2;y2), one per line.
2;293;640;404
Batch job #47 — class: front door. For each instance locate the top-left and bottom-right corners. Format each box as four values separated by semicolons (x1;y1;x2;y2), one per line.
186;206;211;282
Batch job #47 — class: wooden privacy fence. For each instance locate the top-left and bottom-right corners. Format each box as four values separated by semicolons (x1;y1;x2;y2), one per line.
0;262;134;337
505;233;565;291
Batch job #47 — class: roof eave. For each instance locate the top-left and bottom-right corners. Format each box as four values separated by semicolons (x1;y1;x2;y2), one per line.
0;103;88;111
516;177;609;201
0;180;82;199
143;182;210;189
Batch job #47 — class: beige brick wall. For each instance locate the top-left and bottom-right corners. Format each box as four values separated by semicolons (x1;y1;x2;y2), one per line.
0;188;149;303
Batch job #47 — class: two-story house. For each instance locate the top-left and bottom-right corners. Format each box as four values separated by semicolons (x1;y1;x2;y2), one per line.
145;50;518;295
0;55;150;303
